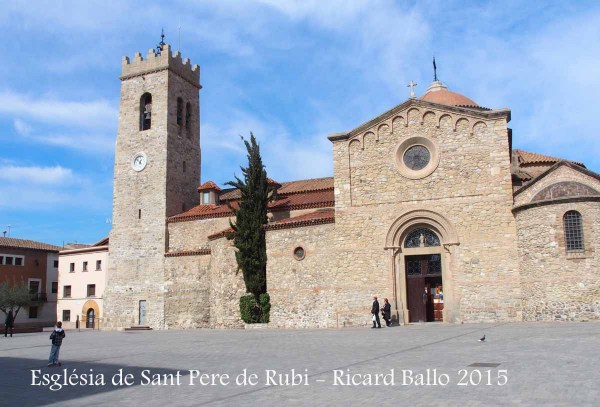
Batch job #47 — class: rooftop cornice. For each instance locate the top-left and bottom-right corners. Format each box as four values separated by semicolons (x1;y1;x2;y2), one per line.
59;245;109;255
328;98;511;143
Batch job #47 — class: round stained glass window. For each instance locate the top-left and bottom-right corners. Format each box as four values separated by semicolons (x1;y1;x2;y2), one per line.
293;246;305;261
403;145;430;170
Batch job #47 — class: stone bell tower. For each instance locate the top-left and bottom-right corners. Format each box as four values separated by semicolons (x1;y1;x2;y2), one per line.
103;40;201;329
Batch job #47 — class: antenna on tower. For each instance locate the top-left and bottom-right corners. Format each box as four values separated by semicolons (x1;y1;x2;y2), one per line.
156;28;166;55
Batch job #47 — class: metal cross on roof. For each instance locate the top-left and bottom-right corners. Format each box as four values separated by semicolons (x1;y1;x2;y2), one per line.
156;28;166;55
407;80;418;98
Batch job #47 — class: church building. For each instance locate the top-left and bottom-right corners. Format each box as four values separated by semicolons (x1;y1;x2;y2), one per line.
102;43;600;329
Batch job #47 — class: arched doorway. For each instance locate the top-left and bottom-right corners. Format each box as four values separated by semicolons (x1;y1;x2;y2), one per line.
86;308;96;328
81;299;100;329
385;209;459;325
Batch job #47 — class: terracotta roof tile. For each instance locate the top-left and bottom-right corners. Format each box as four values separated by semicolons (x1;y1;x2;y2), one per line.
514;149;584;167
94;237;109;247
168;203;236;222
197;181;222;192
219;177;333;201
265;208;335;231
269;190;334;210
217;187;240;201
278;177;333;194
169;177;335;223
208;227;234;241
0;237;62;252
421;89;479;107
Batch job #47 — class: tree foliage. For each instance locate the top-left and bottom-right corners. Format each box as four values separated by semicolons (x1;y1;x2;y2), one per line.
0;280;33;319
239;293;270;323
226;133;272;301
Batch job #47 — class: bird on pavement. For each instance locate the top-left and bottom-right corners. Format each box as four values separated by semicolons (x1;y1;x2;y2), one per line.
478;335;486;342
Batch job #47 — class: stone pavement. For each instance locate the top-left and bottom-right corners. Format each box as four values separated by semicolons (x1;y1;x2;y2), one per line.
1;322;598;406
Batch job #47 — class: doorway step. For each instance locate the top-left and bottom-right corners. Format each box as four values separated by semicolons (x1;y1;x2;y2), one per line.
124;326;152;331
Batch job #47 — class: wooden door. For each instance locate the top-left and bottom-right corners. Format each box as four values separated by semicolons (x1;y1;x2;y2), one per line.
86;309;95;328
407;276;426;322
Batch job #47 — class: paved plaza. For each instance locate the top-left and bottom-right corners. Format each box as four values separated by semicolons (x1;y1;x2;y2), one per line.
1;322;598;406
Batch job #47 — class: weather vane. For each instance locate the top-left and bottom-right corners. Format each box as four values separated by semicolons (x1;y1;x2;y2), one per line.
156;28;166;55
407;80;418;98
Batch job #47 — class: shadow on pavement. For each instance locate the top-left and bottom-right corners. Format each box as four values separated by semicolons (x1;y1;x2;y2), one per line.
2;357;185;407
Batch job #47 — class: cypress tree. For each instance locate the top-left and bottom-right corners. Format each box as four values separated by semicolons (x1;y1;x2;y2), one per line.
226;133;270;302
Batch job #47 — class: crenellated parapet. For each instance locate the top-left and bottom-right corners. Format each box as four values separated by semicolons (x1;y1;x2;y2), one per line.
120;44;200;88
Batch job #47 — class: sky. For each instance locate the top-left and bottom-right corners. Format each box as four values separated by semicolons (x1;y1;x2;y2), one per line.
1;0;599;246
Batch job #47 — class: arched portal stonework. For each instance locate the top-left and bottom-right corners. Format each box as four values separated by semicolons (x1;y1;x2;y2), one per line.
385;210;460;324
82;299;100;329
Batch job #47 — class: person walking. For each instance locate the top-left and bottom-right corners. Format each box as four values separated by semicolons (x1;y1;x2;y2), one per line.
371;297;381;328
4;310;14;337
381;298;392;327
48;321;66;367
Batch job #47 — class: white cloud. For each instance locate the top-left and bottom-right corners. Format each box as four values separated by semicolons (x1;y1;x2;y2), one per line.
201;109;333;184
0;91;117;129
0;165;75;185
28;132;115;153
0;163;111;212
13;119;32;135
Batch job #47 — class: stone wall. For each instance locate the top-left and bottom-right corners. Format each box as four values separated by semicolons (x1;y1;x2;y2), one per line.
104;47;201;330
164;254;211;328
208;237;246;328
331;102;522;324
516;202;600;321
267;223;342;328
168;217;231;251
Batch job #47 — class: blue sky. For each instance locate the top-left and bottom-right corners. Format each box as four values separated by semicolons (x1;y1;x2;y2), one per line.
1;0;599;246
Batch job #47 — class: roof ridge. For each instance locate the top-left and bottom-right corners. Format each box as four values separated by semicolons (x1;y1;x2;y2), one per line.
0;236;63;251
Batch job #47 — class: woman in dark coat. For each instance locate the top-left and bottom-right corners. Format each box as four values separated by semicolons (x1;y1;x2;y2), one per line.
4;310;15;337
381;298;392;327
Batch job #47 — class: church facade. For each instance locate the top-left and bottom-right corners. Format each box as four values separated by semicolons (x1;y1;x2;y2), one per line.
102;44;600;330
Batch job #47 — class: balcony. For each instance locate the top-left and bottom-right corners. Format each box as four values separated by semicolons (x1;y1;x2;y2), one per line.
30;292;48;302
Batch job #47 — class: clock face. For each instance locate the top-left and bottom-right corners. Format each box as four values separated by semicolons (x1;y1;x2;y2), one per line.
131;152;147;172
403;145;430;171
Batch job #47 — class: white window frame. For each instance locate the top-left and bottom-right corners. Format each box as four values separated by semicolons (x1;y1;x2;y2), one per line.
0;253;25;266
28;278;42;294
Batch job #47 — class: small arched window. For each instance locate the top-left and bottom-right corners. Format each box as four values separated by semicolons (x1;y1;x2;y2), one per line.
140;93;152;131
176;97;183;126
563;210;584;252
185;102;192;132
404;227;441;248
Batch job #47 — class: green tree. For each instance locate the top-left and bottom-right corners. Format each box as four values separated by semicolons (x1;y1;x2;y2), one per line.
226;133;272;307
0;280;33;319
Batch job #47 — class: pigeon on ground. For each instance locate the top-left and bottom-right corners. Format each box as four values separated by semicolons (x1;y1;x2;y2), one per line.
478;335;486;342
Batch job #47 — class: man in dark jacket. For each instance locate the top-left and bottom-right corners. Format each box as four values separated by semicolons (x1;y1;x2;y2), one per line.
48;321;66;366
4;310;14;337
371;297;381;328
